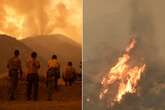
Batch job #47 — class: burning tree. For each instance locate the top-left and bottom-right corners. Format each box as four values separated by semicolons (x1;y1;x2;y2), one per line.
99;37;146;108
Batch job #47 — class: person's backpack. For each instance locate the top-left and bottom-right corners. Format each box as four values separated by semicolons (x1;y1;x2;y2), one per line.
55;70;60;79
48;59;59;69
47;69;55;79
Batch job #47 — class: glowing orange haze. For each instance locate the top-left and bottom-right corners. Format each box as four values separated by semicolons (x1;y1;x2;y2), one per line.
99;37;146;107
0;0;82;43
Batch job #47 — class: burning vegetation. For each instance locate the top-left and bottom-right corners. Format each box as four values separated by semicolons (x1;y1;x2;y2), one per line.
99;37;146;108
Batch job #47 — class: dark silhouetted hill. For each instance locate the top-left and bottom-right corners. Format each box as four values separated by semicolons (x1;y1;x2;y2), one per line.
22;34;82;71
0;34;46;75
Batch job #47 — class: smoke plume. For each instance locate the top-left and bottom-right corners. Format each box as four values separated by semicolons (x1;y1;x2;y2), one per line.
0;0;82;43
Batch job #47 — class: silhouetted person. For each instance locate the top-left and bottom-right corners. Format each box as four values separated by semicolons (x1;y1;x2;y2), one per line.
46;54;60;100
7;49;23;100
63;61;76;86
26;52;40;101
48;55;60;89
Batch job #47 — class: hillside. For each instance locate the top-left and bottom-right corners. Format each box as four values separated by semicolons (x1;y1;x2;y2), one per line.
0;34;46;75
22;34;82;71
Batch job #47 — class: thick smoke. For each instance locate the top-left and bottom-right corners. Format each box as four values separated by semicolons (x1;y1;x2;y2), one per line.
130;0;159;64
84;0;165;110
0;0;82;43
111;0;165;110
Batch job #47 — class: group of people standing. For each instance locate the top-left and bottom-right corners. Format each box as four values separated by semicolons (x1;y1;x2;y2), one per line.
7;49;80;101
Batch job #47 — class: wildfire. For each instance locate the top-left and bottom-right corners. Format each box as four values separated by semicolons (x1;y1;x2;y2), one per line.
99;37;146;107
0;0;82;43
3;5;25;39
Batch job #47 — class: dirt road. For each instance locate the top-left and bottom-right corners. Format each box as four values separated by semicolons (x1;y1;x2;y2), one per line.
0;78;81;110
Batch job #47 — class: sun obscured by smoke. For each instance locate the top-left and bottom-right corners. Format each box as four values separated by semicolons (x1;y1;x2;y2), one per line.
0;0;82;43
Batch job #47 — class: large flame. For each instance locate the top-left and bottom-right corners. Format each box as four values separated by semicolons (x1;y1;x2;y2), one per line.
0;0;82;43
99;37;146;107
3;5;25;39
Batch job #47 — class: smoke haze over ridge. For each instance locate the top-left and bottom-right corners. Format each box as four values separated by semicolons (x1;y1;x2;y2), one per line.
0;0;82;43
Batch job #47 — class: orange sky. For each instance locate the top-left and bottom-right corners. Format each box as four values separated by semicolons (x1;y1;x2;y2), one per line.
0;0;82;44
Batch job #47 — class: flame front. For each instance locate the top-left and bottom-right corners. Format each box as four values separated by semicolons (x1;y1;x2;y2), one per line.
99;37;146;107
